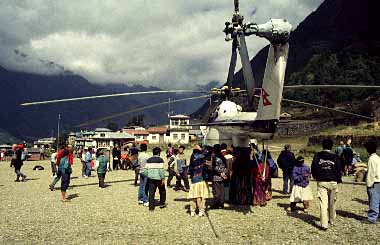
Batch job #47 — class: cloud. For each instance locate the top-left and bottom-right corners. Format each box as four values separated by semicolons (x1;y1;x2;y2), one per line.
0;0;323;88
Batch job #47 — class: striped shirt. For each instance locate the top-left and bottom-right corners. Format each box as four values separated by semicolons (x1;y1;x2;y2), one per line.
145;155;165;180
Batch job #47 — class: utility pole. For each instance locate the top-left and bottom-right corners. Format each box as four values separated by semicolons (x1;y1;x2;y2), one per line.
57;114;61;150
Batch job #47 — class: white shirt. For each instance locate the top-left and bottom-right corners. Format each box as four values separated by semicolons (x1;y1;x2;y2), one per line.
367;153;380;187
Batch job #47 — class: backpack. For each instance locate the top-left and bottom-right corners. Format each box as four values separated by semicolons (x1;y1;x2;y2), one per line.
268;158;278;178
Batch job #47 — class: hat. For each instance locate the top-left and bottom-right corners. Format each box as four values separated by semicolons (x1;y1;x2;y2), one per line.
296;156;304;165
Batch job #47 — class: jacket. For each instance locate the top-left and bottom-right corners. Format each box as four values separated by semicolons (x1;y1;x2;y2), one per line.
11;147;23;168
291;165;311;188
56;149;74;166
277;150;295;173
367;153;380;187
138;151;149;175
174;153;187;174
212;153;227;182
96;155;108;174
311;150;342;183
145;155;165;180
189;152;207;184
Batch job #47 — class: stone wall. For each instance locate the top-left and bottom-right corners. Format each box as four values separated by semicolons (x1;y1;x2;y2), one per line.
276;120;333;137
308;135;380;147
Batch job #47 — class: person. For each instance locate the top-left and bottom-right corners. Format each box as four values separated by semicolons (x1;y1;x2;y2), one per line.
0;150;4;161
224;147;234;178
138;143;149;206
81;148;88;177
130;144;140;186
364;141;380;224
335;141;345;156
49;146;66;191
58;147;73;202
311;138;342;230
39;146;45;160
145;147;166;211
95;149;108;189
188;145;209;217
262;149;274;201
342;139;354;176
220;143;228;157
85;147;93;177
112;145;121;170
50;148;58;177
277;144;296;194
174;145;189;191
77;146;83;159
166;143;174;160
289;156;313;212
252;154;269;206
167;148;179;187
10;144;27;182
229;147;253;205
211;144;228;209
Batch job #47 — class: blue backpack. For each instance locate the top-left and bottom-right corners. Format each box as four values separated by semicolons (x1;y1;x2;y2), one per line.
268;159;278;177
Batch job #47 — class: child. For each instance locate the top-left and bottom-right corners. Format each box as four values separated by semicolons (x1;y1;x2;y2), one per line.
95;149;108;189
289;156;313;212
188;146;209;217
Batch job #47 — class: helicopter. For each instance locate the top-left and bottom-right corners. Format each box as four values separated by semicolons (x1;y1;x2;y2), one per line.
21;0;380;148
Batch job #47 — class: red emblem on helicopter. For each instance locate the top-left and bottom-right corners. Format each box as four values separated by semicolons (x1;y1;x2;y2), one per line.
261;88;272;106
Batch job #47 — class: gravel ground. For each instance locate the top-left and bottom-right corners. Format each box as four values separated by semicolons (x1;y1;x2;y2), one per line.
0;152;378;244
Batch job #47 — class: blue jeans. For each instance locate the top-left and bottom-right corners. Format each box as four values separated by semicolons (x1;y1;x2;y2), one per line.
51;170;62;187
283;171;294;194
85;161;92;176
138;174;148;203
367;183;380;223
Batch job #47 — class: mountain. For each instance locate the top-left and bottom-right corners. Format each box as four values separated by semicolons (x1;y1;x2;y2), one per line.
194;0;380;118
0;66;206;141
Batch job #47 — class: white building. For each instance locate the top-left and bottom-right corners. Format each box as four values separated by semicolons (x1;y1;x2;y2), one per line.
167;115;190;144
147;127;168;145
75;128;134;149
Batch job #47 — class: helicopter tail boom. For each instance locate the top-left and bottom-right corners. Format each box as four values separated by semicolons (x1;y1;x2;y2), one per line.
256;42;289;121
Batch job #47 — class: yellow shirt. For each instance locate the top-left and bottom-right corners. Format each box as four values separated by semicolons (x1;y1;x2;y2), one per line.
367;153;380;187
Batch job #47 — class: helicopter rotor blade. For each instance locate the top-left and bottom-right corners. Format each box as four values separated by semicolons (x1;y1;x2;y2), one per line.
21;90;208;106
227;39;238;88
76;95;210;127
238;34;255;105
282;98;375;121
284;85;380;89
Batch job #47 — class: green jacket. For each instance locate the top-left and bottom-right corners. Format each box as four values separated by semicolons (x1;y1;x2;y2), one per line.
97;155;108;174
145;155;165;180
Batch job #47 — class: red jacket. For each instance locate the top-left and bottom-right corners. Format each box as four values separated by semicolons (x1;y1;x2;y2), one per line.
56;149;74;166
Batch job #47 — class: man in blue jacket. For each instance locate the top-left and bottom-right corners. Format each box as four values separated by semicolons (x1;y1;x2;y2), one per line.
277;144;295;194
311;138;342;230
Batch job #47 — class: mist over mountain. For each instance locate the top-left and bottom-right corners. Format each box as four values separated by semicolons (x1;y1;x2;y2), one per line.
0;65;206;143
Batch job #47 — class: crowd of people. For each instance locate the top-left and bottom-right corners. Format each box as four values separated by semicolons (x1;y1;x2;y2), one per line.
7;138;380;229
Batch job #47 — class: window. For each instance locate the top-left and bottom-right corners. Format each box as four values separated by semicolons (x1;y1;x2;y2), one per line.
172;120;179;126
152;135;157;140
173;133;178;140
180;120;188;125
181;133;186;140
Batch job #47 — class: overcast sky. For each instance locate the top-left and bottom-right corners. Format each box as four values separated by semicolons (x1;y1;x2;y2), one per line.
0;0;323;89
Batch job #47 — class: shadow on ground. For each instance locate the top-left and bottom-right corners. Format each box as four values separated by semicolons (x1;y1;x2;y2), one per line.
336;210;366;221
67;193;80;200
352;198;368;205
277;203;320;229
